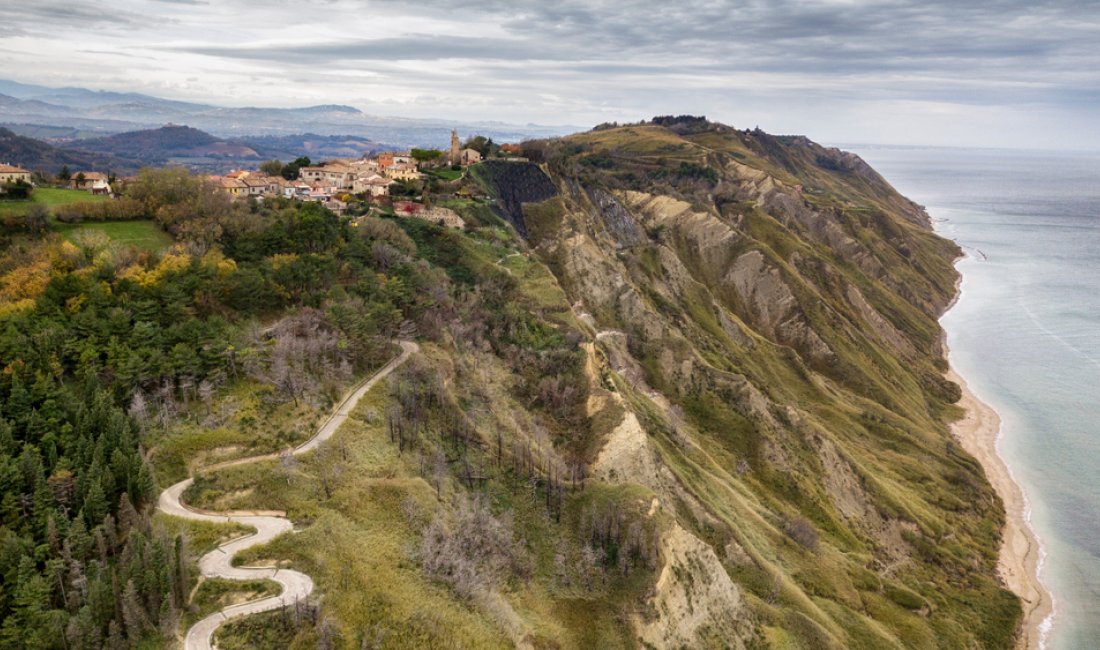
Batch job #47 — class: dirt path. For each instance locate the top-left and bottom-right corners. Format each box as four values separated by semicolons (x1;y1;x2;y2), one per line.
158;341;418;650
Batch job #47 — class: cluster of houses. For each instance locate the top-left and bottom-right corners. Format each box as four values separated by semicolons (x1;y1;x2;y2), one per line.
206;135;483;215
1;164;113;196
3;130;499;224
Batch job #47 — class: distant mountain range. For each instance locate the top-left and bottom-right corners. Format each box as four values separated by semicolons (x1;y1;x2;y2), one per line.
0;123;413;174
0;78;575;149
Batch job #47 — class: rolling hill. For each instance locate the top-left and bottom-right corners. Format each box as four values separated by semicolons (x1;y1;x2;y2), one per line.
73;125;263;164
0;126;128;174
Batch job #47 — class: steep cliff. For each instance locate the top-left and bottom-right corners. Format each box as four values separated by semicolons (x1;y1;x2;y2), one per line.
470;118;1018;648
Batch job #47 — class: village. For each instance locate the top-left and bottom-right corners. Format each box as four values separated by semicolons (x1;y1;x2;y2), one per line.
1;129;530;230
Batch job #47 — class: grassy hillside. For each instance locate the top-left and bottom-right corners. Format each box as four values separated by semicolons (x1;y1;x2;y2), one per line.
0;187;107;214
178;122;1016;649
53;220;171;253
0;121;1018;650
469;118;1019;648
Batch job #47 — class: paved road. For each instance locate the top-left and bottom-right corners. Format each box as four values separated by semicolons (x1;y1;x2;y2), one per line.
158;341;418;650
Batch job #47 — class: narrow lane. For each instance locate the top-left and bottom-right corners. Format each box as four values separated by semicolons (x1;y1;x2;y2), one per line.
157;341;418;650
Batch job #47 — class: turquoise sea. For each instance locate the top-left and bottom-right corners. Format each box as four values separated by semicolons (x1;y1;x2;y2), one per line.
850;146;1100;649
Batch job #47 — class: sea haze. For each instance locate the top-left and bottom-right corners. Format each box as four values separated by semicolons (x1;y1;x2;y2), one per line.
850;145;1100;650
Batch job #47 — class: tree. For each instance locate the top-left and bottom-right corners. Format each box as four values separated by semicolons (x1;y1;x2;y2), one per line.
260;159;284;177
411;148;444;164
462;135;495;157
58;165;72;182
281;156;312;180
120;579;149;642
24;204;49;237
1;179;33;200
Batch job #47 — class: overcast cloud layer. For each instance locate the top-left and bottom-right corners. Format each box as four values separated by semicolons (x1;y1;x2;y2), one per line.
3;0;1100;149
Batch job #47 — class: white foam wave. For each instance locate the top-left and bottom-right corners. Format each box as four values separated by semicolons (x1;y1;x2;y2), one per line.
999;427;1057;650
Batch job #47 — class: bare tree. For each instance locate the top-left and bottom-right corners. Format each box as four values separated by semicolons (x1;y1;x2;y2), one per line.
128;390;149;428
278;452;300;486
197;380;215;415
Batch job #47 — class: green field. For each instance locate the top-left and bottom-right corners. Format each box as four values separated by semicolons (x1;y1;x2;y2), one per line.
0;187;108;215
427;167;464;181
54;219;173;252
0;186;171;252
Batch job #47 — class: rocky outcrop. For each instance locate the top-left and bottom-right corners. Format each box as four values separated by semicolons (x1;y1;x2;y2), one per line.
726;249;833;363
637;521;752;650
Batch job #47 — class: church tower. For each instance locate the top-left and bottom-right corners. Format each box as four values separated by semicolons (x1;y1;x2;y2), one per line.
450;129;460;165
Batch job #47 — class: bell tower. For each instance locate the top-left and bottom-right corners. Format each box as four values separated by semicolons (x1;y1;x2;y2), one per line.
450;129;460;165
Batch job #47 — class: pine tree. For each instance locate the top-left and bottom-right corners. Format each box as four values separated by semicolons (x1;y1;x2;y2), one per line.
120;579;149;644
82;481;107;528
116;493;138;535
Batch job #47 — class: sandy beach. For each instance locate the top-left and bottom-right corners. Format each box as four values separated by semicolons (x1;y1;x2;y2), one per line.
947;367;1053;649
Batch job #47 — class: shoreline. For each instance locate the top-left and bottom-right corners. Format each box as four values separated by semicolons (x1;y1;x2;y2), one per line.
942;288;1054;648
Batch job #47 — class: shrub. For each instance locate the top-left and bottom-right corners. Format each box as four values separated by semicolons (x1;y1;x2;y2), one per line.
419;495;532;599
0;180;33;200
54;198;146;223
782;515;820;551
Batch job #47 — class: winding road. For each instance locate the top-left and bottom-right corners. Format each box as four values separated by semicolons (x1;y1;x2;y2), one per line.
158;341;418;650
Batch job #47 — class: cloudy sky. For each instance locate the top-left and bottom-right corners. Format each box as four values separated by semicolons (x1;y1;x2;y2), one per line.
3;0;1100;149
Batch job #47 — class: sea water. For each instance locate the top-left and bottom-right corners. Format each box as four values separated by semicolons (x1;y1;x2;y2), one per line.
846;145;1100;649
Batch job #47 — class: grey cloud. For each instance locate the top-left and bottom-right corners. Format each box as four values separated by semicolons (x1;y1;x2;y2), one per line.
14;0;145;28
4;0;1100;148
173;35;559;63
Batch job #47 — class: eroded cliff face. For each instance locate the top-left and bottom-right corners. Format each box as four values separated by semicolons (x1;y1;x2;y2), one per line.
475;120;1019;649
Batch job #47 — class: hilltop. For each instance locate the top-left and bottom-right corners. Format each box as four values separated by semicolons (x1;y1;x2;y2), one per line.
448;116;1018;648
74;125;262;164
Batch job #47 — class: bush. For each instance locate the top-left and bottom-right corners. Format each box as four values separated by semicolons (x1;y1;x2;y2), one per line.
782;515;820;551
54;198;146;223
0;180;33;200
0;203;48;235
419;495;532;599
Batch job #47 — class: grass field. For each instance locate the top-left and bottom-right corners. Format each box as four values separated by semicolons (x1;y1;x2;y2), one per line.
0;186;172;252
0;187;107;215
54;219;172;252
427;167;464;181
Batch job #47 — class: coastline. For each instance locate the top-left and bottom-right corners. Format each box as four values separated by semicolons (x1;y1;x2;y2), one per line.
943;291;1053;648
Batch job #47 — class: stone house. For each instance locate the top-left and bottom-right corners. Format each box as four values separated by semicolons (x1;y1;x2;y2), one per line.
352;174;392;197
460;148;482;165
300;163;353;189
386;166;424;182
0;164;32;185
70;171;111;194
213;176;247;197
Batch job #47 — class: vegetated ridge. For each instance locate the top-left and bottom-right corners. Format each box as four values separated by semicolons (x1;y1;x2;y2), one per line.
73;125;262;166
464;116;1018;648
0;115;1019;650
0;126;127;173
